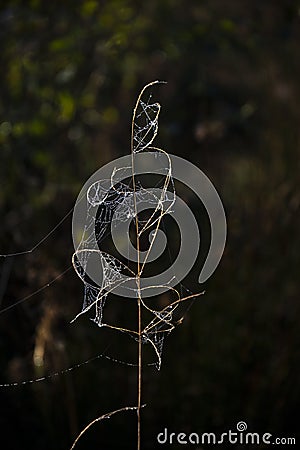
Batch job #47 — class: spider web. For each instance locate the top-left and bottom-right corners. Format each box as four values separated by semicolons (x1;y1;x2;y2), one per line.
72;82;189;370
0;82;202;389
0;82;201;384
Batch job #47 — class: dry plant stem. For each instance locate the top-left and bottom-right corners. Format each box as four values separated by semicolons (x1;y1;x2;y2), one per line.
129;80;163;450
70;406;140;450
131;81;169;450
137;292;142;450
131;171;142;450
131;82;144;450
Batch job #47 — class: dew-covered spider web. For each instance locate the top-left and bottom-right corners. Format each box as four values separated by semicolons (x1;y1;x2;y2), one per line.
0;80;205;450
71;81;198;370
0;81;202;393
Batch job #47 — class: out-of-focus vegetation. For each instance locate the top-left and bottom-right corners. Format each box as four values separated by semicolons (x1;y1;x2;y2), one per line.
0;0;299;449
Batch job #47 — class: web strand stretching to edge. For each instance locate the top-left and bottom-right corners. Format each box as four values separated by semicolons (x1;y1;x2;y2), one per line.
0;82;203;450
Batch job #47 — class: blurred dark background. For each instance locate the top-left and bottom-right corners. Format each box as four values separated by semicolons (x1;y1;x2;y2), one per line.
0;0;299;449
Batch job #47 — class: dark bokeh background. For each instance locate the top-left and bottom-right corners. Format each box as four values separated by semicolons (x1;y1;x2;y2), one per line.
0;1;299;449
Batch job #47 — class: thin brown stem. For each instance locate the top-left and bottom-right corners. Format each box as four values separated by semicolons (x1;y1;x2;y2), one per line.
137;293;142;450
131;83;142;450
70;406;140;450
130;82;167;450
